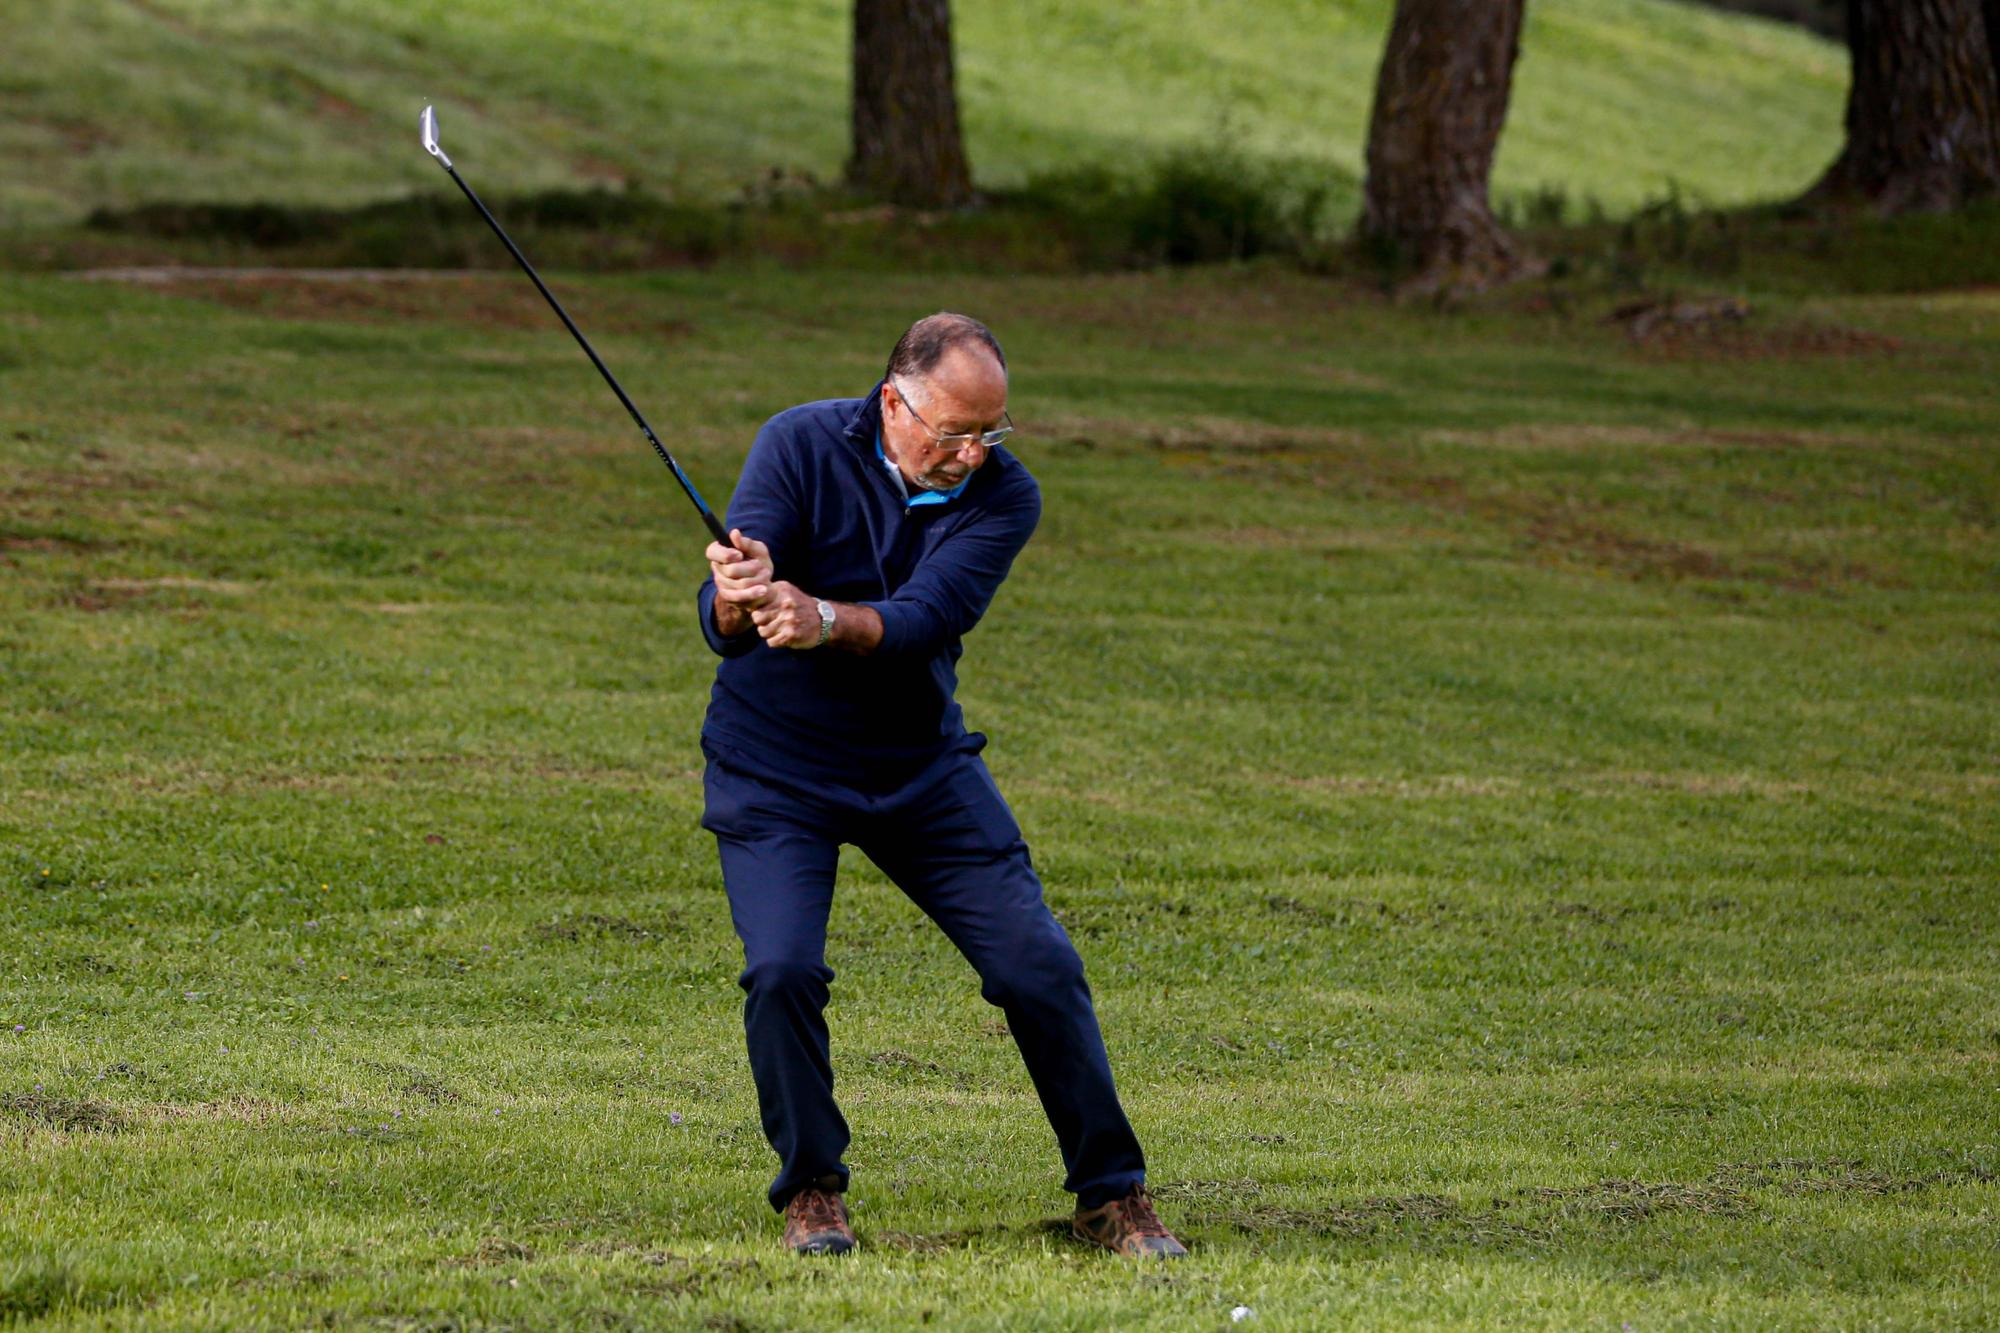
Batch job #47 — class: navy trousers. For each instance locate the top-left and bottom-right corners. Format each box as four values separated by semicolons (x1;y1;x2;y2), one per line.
701;740;1147;1214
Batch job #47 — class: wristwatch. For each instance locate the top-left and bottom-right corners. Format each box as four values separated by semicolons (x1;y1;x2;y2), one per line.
814;598;836;648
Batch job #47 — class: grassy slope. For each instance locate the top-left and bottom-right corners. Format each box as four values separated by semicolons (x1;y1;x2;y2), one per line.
2;0;1843;227
1;266;1995;1326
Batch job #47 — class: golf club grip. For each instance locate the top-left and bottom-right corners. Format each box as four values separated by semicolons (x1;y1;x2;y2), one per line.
699;505;729;545
439;163;725;544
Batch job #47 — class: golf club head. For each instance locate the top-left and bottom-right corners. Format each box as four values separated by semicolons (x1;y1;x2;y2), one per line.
419;104;452;169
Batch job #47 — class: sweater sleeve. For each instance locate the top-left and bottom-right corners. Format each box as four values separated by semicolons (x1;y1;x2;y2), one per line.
695;415;807;658
858;480;1041;659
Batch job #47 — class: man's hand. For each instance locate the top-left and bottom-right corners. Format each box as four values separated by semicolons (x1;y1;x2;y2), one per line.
750;581;824;649
708;528;773;638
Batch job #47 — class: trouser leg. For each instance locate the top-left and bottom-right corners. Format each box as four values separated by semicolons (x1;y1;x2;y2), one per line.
861;754;1147;1209
704;761;850;1212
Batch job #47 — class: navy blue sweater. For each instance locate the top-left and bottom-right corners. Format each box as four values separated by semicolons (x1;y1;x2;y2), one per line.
696;381;1041;787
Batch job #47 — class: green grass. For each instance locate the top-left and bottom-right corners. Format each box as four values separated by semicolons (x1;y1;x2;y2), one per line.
2;263;1997;1328
2;0;1844;228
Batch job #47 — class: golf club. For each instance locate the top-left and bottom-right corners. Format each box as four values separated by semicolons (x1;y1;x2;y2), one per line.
419;104;728;545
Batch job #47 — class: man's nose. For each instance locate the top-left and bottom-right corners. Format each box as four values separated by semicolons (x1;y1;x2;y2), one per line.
958;439;989;467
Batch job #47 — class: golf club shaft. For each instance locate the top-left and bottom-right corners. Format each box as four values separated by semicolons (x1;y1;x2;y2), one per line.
437;162;728;545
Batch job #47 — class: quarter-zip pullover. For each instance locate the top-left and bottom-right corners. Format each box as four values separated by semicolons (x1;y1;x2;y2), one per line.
696;380;1041;788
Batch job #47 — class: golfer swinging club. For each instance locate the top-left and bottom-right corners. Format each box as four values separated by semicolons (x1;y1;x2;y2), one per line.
697;313;1186;1259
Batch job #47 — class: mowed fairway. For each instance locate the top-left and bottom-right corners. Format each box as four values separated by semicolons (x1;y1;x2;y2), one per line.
1;267;1996;1328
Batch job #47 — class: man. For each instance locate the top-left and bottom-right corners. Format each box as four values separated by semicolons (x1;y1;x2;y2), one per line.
695;312;1186;1259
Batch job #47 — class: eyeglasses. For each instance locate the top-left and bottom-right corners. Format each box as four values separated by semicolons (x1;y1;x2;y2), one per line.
891;376;1014;452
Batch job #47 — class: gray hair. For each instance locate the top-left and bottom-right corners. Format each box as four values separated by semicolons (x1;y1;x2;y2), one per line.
885;313;1007;399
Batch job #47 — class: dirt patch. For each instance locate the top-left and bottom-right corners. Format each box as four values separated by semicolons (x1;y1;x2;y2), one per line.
1542;899;1632;926
1587;770;1811;798
1187;1158;1991;1247
1258;897;1456;930
1645;320;1903;362
359;1061;461;1105
1281;774;1523;798
532;912;673;943
440;1236;534;1268
1607;296;1750;342
91;576;250;595
53;577;244;614
1521;511;1734;582
2;464;160;503
568;1244;761;1296
0;533;106;554
97;269;695;337
865;1050;971;1088
1198;524;1438;554
1262;894;1345;924
1037;412;1366;461
1049;893;1197;940
139;1096;291;1126
2;1092;127;1133
1278;770;1811;801
21;115;116;153
125;0;197;35
1093;415;1896;591
53;584;147;614
1606;297;1902;362
1423;424;1875;454
1713;1156;1997;1196
125;752;695;798
1199;1191;1466;1237
1523;1177;1751;1220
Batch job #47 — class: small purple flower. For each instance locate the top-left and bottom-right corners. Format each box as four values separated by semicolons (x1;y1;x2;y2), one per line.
393;1110;403;1119
493;1108;502;1116
34;1084;42;1092
11;1025;22;1033
220;1046;229;1054
670;1111;684;1126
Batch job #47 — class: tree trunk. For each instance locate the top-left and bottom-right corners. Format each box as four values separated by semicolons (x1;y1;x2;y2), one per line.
847;0;973;209
1805;0;2000;213
1987;0;2000;86
1358;0;1538;296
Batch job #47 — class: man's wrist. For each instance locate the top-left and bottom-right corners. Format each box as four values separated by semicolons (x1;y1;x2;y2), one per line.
813;597;836;648
713;596;748;637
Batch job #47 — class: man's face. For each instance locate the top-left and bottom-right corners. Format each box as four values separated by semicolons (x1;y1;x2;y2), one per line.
883;347;1009;492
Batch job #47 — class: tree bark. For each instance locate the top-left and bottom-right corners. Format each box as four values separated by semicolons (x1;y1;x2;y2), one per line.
847;0;973;209
1987;0;2000;86
1805;0;2000;213
1358;0;1538;295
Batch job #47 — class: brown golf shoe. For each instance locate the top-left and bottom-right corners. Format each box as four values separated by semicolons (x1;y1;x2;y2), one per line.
1072;1183;1188;1258
782;1187;856;1256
